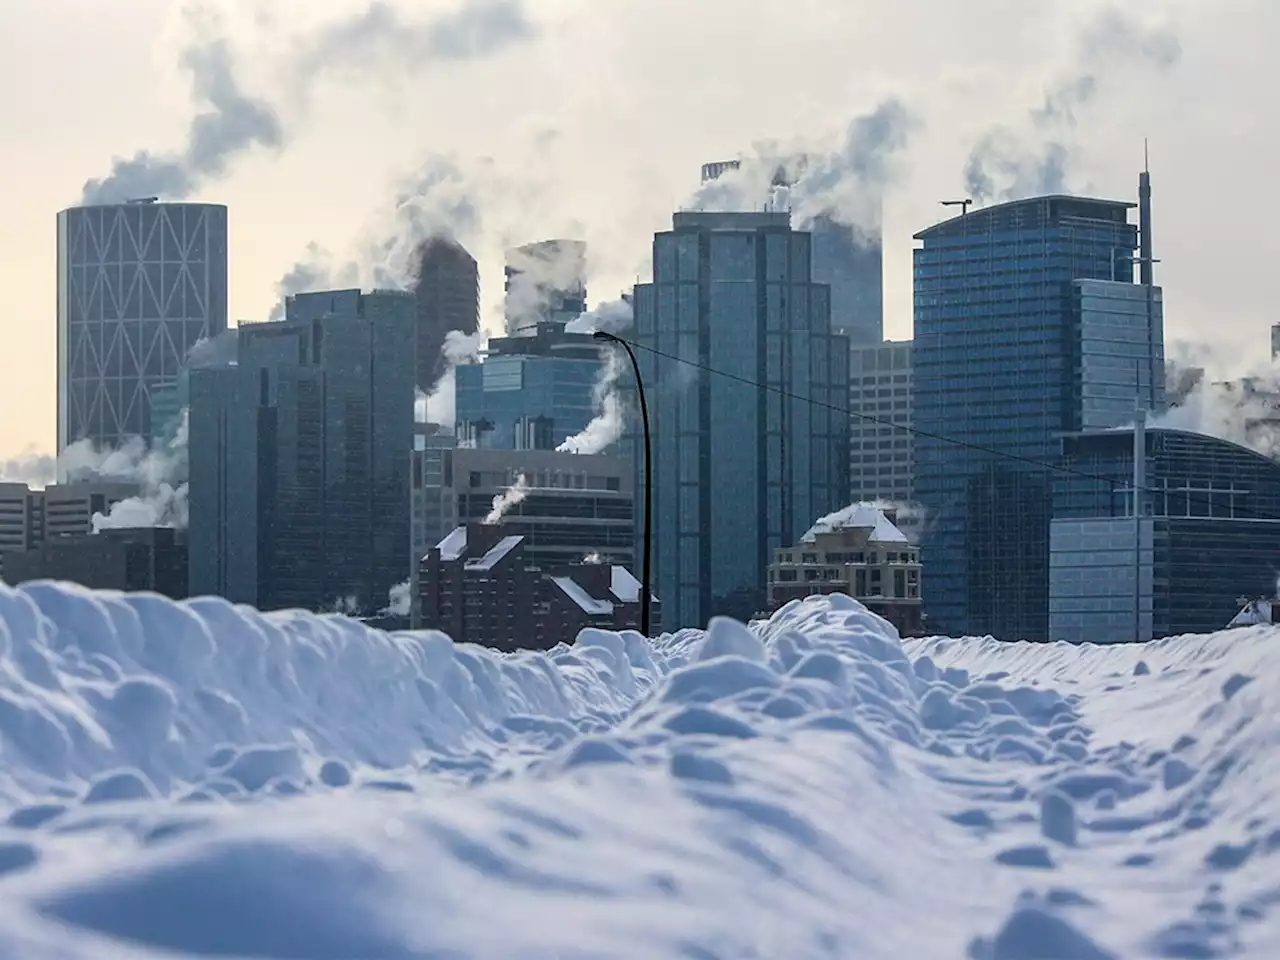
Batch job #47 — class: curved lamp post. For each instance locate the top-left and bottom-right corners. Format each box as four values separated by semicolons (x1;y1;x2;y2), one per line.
592;330;652;637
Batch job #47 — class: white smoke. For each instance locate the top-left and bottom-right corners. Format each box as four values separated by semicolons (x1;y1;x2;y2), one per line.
86;411;191;532
483;473;530;525
963;9;1181;204
504;240;588;333
383;579;412;618
422;329;484;428
1150;372;1280;459
582;552;603;565
562;296;633;336
685;98;915;242
0;448;58;489
557;349;626;456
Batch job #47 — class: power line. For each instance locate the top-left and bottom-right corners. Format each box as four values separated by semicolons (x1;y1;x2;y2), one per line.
609;335;1280;526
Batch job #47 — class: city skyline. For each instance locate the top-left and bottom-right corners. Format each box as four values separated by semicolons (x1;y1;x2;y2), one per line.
2;0;1277;459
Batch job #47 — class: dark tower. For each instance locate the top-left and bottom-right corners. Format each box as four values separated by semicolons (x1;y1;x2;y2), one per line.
1139;144;1154;286
411;237;480;394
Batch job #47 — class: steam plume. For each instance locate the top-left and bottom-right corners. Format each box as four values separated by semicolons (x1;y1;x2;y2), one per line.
87;411;191;532
563;296;632;336
0;449;57;489
557;348;626;456
685;97;915;241
963;9;1181;204
296;0;534;80
268;245;359;322
422;329;484;427
80;22;282;204
504;240;588;333
383;579;412;618
483;473;530;524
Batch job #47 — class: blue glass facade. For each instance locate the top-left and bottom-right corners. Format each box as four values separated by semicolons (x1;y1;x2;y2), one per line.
632;211;850;629
188;290;415;614
913;195;1161;640
1051;428;1280;640
456;328;605;450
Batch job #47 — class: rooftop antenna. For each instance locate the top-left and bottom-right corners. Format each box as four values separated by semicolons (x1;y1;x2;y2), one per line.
941;198;972;216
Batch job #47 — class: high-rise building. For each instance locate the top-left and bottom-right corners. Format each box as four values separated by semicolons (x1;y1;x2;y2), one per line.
1051;427;1280;640
411;237;480;393
913;192;1164;640
633;210;850;628
188;290;415;614
849;340;913;502
504;240;588;336
56;200;228;457
455;324;606;450
699;161;884;344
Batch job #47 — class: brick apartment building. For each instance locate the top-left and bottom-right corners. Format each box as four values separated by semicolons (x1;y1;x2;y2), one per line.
419;522;659;650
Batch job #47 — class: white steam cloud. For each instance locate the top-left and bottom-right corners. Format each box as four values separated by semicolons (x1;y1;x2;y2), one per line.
383;579;412;618
557;348;626;456
80;11;282;205
422;329;484;427
558;297;636;456
483;473;530;525
1151;370;1280;460
87;411;191;532
963;9;1181;204
0;449;57;489
504;240;588;333
685;98;915;242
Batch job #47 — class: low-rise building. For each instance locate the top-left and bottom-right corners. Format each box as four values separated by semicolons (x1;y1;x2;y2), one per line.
766;504;922;634
0;481;141;581
419;522;657;650
2;526;188;599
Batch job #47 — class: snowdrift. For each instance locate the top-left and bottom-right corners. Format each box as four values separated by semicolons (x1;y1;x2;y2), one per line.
0;580;1277;958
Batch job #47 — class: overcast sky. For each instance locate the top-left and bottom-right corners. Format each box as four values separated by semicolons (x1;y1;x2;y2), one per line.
0;0;1274;459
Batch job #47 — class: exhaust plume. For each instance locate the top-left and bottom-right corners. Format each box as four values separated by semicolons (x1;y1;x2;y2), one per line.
268;245;360;322
0;448;57;489
963;9;1181;204
383;579;412;618
296;0;534;80
504;239;588;333
87;411;191;532
422;329;484;427
80;21;282;205
563;296;633;336
685;97;915;241
557;348;626;456
483;473;530;525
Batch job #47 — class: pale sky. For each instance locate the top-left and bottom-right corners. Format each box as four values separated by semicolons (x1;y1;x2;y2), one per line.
1;0;1275;460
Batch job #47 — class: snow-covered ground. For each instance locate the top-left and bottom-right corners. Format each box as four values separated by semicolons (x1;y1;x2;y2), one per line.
0;582;1276;958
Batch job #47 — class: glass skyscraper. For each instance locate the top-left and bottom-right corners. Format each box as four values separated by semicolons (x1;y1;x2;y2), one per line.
913;195;1163;640
1051;428;1280;640
632;211;850;629
188;289;415;614
56;200;228;457
455;325;605;450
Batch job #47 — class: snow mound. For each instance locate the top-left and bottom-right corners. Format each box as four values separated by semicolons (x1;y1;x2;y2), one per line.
0;582;1276;957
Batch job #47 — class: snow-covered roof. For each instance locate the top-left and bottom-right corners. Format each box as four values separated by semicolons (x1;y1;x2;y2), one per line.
550;576;614;616
610;566;642;603
436;527;467;561
465;536;523;572
1228;599;1277;628
801;504;909;544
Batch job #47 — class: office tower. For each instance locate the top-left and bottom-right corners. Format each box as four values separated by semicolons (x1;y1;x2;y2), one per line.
849;341;913;502
700;161;884;344
455;325;607;450
188;289;415;613
1051;427;1280;640
56;199;228;456
504;240;588;336
1272;323;1280;361
633;210;850;629
411;237;480;393
913;191;1164;641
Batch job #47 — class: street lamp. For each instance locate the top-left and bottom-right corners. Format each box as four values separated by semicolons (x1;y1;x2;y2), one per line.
592;330;653;637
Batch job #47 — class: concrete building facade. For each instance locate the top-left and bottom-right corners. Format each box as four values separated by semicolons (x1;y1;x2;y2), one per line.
848;340;912;503
3;527;188;599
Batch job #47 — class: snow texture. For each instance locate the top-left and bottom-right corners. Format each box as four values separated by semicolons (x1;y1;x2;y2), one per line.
0;582;1277;957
